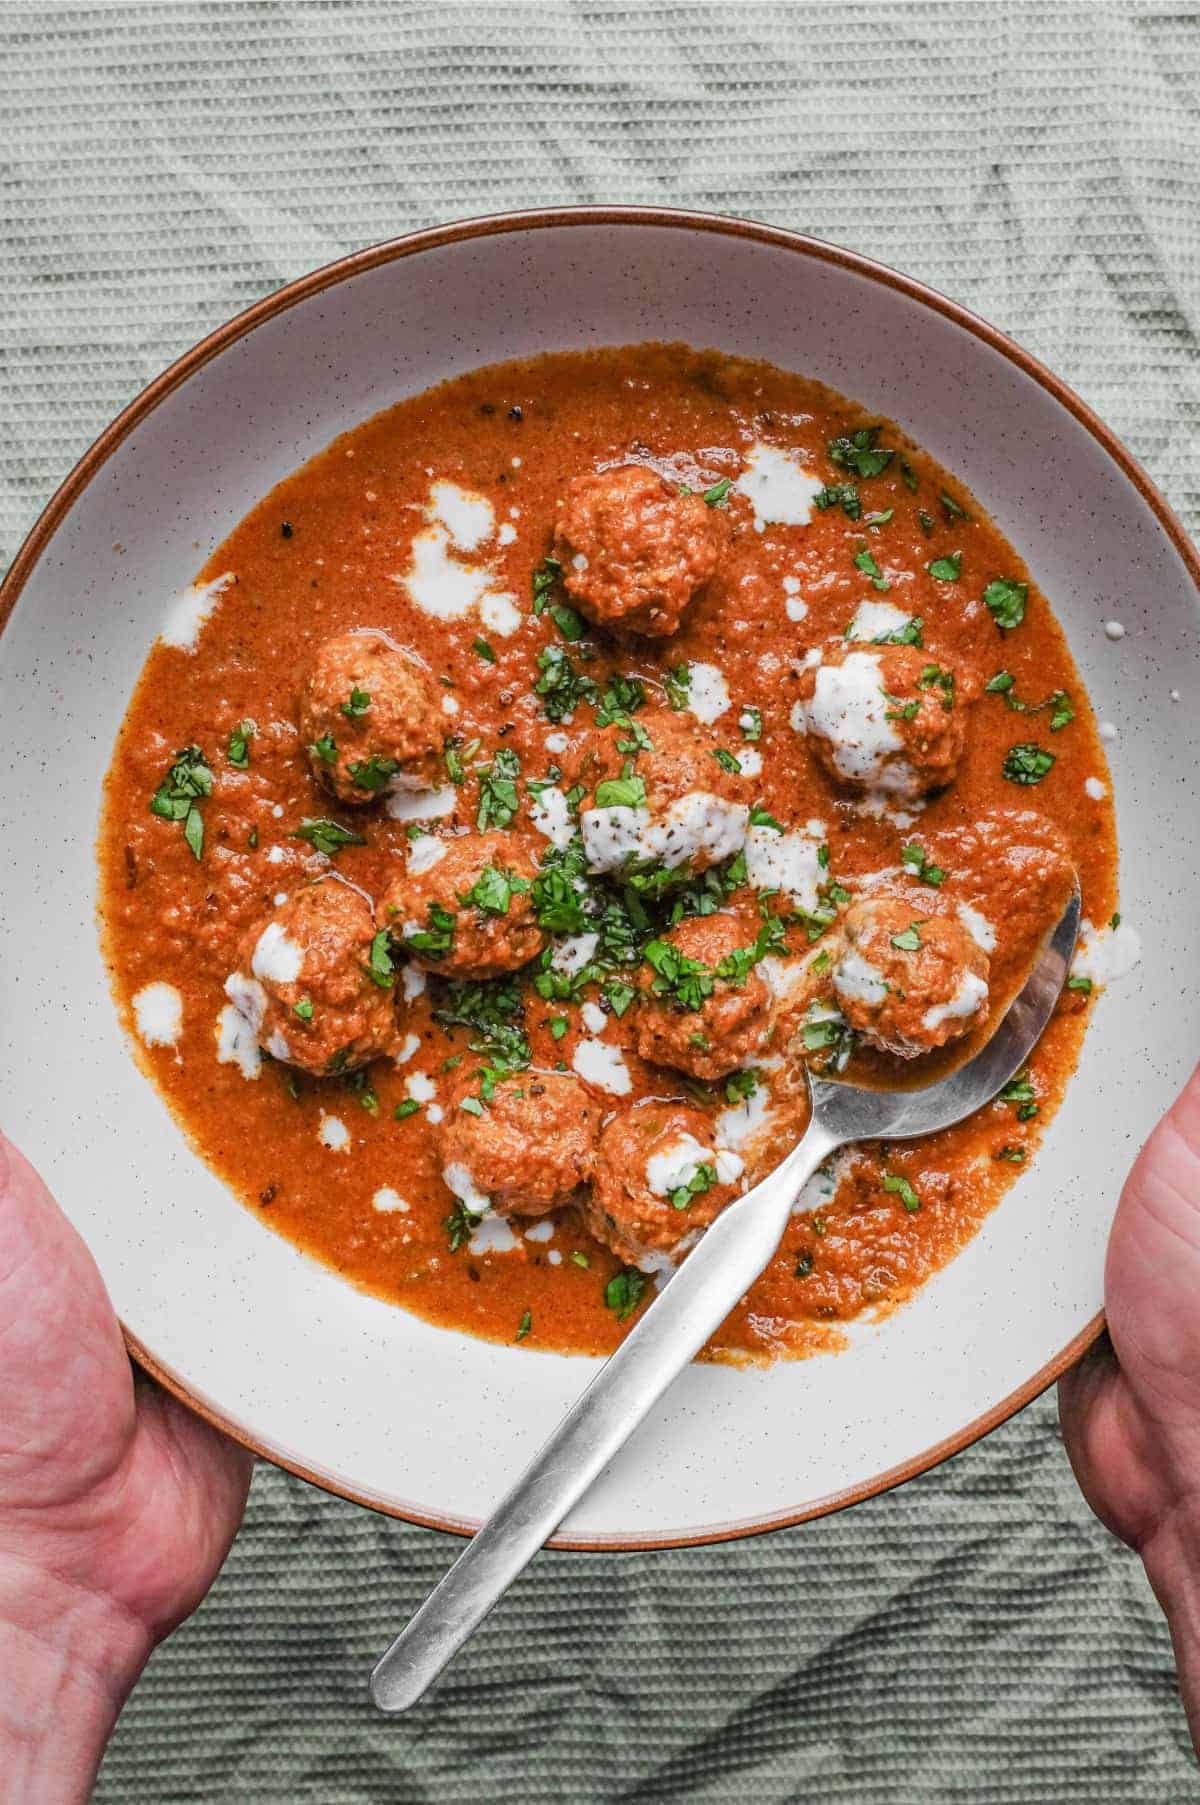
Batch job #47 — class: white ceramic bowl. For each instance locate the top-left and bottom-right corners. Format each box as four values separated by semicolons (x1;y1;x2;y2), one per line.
2;209;1198;1547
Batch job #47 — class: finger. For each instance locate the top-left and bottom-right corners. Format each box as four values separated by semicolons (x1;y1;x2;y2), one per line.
1105;1060;1200;1429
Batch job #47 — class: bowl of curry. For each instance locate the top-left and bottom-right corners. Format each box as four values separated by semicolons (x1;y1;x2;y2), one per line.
1;210;1197;1545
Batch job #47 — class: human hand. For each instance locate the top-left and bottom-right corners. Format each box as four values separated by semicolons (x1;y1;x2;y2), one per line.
1059;1061;1200;1752
0;1132;252;1802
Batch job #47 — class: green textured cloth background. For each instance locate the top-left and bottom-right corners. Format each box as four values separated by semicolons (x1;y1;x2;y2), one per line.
4;2;1199;1797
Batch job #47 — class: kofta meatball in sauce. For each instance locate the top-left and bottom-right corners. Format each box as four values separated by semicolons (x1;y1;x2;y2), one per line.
635;912;772;1081
554;464;724;637
223;878;397;1077
436;1071;599;1218
297;629;444;805
99;343;1119;1363
377;830;544;977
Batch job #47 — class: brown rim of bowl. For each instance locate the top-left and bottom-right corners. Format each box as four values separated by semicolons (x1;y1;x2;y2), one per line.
4;204;1194;1551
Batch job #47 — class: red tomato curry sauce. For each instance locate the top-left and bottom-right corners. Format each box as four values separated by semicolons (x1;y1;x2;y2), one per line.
98;345;1116;1362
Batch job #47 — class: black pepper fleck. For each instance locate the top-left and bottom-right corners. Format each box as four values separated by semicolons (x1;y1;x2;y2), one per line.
281;521;293;538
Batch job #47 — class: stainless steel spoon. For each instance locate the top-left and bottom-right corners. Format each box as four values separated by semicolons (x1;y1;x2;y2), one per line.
370;885;1080;1713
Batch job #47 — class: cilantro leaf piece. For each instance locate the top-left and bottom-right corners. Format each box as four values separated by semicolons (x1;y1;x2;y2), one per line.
739;706;762;742
340;686;371;717
149;745;214;860
472;637;497;664
594;774;647;810
928;552;962;581
477;747;521;831
669;1162;717;1211
531;555;562;616
712;748;742;774
890;922;923;951
515;1310;533;1342
1002;742;1055;786
403;901;457;959
366;929;395;988
605;1267;649;1322
814;483;862;520
662;664;691;710
348;754;400;794
854;546;890;591
227;720;254;768
829;426;894;479
465;866;515;916
883;1172;921;1211
984;578;1028;631
535;644;597;722
702;477;732;507
445;1201;483;1252
900;842;946;887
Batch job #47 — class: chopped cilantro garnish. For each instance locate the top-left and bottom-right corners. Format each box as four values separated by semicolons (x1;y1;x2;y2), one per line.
1067;974;1093;995
445;1201;483;1252
724;1067;760;1106
605;979;636;1017
999;1072;1039;1121
829;426;894;479
901;459;919;493
795;1252;814;1278
702;477;732;507
855;546;890;591
403;901;457;960
1002;742;1055;786
459;1095;485;1117
984;577;1028;631
340;686;371;718
550;603;586;642
875;614;924;647
917;664;956;710
712;748;742;774
985;670;1016;695
739;706;762;742
348;754;400;794
928;552;962;582
227;720;254;768
662;664;691;710
594;774;647;810
917;508;935;535
535;644;596;722
293;997;314;1021
531;555;562;615
864;509;894;529
310;731;338;765
515;1310;532;1342
465;866;519;916
366;929;395;988
883;1172;921;1211
900;842;946;887
749;805;784;832
594;674;647;727
394;1097;420;1120
814;483;862;520
643;938;715;1011
149;744;213;861
477;747;521;830
605;1266;649;1322
549;1016;569;1041
1049;692;1075;731
940;489;968;522
569;1249;590;1269
669;1162;717;1211
474;637;497;664
890;922;923;951
994;1145;1026;1163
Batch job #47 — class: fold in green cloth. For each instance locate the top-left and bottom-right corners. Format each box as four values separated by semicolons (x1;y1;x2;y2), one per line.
3;3;1197;1797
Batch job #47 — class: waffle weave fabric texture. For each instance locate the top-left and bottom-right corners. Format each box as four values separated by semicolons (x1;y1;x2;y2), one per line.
4;2;1199;1798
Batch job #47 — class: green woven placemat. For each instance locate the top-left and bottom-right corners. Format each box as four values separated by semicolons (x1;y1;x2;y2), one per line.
3;3;1198;1796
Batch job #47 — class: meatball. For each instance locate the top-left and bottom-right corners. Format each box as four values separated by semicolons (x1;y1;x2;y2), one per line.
832;897;989;1059
568;707;752;876
223;879;396;1075
297;630;443;805
584;1104;745;1269
377;830;545;976
794;642;975;801
635;912;771;1081
553;465;724;637
436;1072;599;1218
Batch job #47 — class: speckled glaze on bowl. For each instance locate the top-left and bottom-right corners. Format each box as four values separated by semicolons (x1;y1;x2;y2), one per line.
2;208;1198;1548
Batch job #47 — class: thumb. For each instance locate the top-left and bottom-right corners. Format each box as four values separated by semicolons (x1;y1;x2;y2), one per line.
0;1132;138;1507
1104;1062;1200;1432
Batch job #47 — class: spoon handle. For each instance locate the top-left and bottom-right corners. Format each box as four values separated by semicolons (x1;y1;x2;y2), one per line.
369;1115;837;1713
